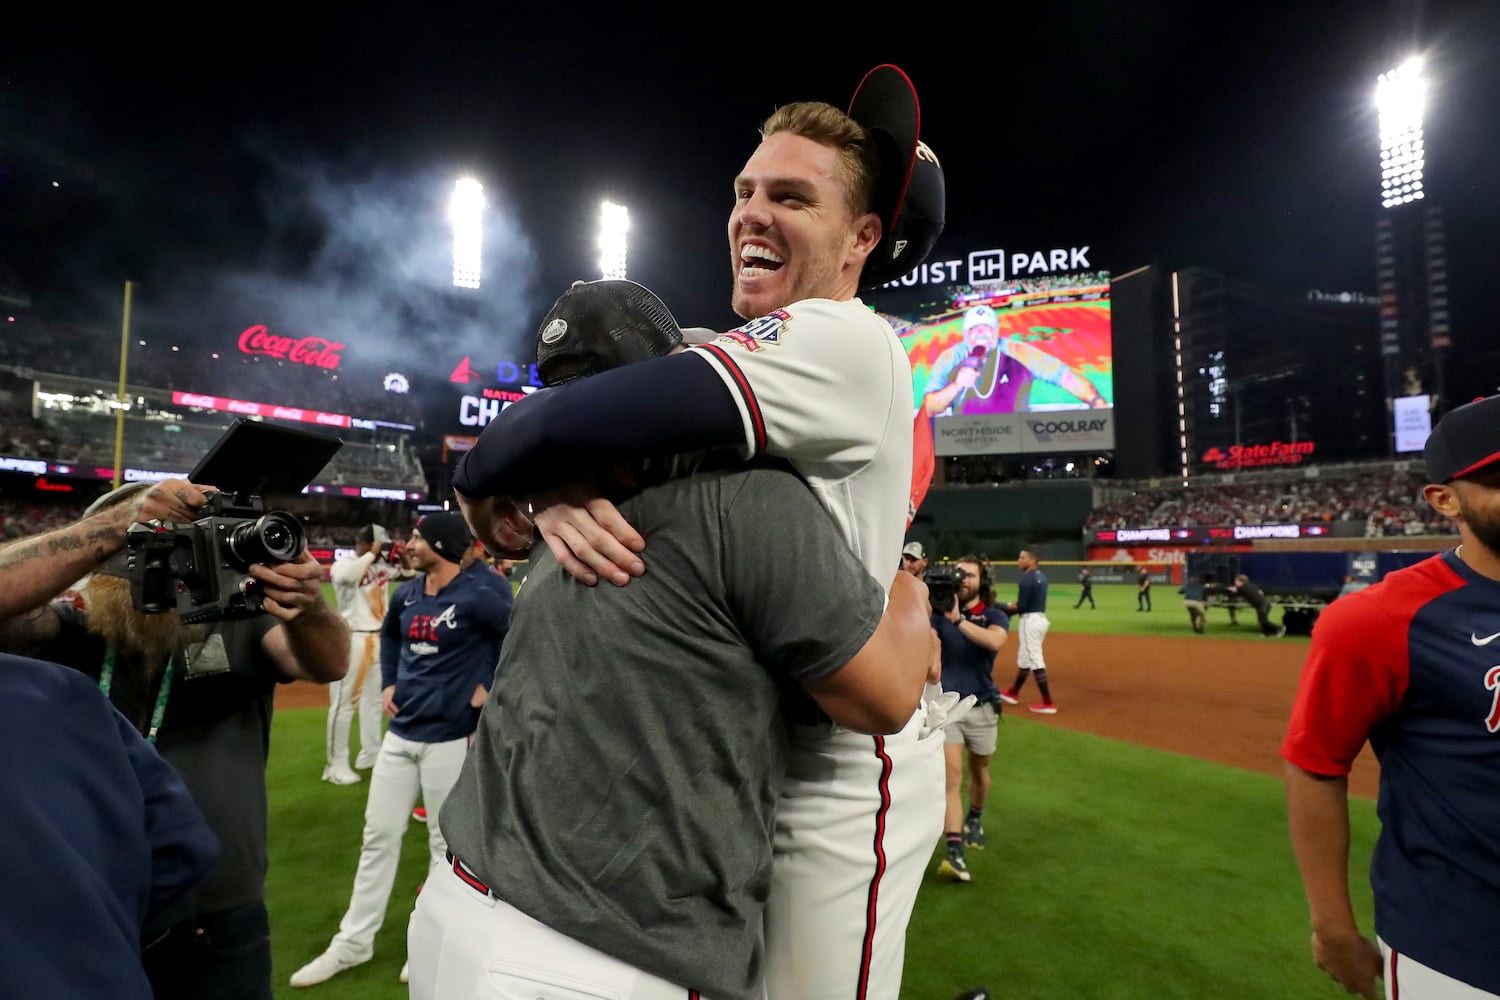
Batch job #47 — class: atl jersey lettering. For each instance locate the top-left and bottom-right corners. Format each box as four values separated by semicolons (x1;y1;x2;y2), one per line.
689;296;914;581
1282;551;1500;995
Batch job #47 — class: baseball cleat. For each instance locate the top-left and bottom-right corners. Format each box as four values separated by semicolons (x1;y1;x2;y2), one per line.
321;765;361;786
1029;702;1058;715
289;949;367;987
997;690;1019;706
399;960;409;984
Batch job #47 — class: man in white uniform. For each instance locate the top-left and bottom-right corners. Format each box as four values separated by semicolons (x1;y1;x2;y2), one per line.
452;66;949;999
322;524;410;784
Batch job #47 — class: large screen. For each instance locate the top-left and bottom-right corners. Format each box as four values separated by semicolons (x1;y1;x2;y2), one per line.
873;271;1113;416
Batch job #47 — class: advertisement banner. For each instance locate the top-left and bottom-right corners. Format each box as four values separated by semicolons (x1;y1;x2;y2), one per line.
1017;411;1115;452
1393;394;1431;453
933;413;1020;456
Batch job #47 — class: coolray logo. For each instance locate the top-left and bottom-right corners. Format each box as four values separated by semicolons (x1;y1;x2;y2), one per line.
237;325;344;369
410;642;439;656
1026;417;1109;443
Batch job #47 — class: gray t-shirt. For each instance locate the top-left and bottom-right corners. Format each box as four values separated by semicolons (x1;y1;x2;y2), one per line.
440;462;886;1000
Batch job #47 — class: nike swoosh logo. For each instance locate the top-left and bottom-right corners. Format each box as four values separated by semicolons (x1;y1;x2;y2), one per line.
1472;631;1500;646
403;598;417;607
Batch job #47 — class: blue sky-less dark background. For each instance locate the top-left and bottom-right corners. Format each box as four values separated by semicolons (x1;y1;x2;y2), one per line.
1;1;1496;387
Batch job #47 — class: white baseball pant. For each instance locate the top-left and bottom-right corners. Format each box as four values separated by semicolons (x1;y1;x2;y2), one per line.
325;731;467;962
325;632;383;771
408;860;706;999
1380;938;1499;999
762;705;946;999
1016;613;1050;671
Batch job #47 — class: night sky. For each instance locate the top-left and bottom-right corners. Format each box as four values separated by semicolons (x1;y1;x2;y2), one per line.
2;1;1497;384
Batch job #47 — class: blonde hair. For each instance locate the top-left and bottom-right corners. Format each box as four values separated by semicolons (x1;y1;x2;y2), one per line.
760;102;879;218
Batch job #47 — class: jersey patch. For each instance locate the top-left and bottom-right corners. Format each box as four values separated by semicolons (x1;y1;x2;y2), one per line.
722;309;790;349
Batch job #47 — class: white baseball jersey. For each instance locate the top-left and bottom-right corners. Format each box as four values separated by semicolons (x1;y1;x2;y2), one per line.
690;296;913;583
330;552;402;632
690;296;943;1000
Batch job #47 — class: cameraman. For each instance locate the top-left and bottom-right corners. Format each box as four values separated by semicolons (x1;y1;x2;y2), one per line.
930;556;1009;883
0;478;350;1000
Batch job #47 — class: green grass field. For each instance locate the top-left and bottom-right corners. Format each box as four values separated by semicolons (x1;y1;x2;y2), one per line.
269;581;1364;998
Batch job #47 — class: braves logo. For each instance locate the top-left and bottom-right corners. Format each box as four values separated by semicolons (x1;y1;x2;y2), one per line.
1485;665;1500;734
721;309;790;350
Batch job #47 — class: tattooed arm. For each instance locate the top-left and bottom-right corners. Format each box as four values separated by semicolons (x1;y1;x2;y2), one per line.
0;478;216;623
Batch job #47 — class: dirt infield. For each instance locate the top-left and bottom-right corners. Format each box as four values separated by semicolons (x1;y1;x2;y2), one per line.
276;632;1381;800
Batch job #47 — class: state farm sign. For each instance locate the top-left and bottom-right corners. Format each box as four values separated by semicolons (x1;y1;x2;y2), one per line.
1201;441;1314;470
237;325;345;370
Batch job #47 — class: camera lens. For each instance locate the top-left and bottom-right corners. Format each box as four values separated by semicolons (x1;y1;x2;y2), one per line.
227;512;305;567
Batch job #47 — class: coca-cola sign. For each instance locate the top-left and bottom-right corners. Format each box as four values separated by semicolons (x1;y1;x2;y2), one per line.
237;325;345;369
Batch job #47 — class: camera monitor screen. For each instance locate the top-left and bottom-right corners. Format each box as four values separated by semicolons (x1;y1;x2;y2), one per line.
190;418;344;498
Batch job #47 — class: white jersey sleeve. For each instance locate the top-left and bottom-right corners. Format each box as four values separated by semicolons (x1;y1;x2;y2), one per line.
687;296;913;582
687;297;906;468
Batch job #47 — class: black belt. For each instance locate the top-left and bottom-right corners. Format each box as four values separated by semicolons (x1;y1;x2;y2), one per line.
446;851;498;899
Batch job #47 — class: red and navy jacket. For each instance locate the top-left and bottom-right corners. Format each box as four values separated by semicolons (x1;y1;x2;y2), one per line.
1282;550;1500;993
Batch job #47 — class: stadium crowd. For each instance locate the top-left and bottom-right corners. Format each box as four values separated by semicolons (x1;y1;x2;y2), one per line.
1087;469;1456;536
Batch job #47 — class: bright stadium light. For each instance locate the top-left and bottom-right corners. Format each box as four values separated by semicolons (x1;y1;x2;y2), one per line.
1377;57;1426;208
599;201;629;280
451;178;485;289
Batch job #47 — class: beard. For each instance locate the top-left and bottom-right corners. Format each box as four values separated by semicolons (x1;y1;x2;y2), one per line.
1458;493;1500;554
83;575;204;658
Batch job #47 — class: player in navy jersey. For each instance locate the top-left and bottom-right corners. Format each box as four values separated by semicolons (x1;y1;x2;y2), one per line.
998;547;1056;714
291;512;511;988
1283;394;1500;1000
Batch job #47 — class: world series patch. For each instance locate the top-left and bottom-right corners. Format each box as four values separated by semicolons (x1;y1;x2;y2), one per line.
719;309;790;350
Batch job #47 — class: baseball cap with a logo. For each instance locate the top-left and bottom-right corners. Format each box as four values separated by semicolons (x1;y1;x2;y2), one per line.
849;65;946;289
902;541;926;560
535;280;684;388
1424;395;1500;483
963;305;998;331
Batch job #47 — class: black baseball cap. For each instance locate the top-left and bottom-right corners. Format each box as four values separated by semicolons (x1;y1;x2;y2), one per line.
535;279;684;387
414;512;473;564
848;64;946;290
1424;395;1500;483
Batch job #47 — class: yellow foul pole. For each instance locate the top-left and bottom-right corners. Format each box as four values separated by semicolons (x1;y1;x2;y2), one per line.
113;281;134;489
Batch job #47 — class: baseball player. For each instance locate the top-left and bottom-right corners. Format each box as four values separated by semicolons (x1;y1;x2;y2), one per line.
453;67;947;999
921;304;1108;416
290;513;510;987
323;524;412;784
998;547;1056;713
1283;394;1500;1000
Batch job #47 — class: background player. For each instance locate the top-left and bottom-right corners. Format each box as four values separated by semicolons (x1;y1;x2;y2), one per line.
452;67;948;1000
999;547;1057;714
1282;394;1500;1000
291;513;510;987
921;304;1108;416
324;524;412;784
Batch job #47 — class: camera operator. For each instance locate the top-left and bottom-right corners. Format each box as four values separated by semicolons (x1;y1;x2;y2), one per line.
929;556;1010;884
0;478;351;1000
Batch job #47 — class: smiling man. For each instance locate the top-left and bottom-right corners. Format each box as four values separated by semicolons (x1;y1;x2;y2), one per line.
451;67;948;999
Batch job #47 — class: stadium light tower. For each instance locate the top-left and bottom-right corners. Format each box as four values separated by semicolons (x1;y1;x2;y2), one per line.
599;201;629;280
451;178;485;289
1377;57;1425;209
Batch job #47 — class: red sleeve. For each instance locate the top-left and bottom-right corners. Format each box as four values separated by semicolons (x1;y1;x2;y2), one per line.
1281;590;1409;776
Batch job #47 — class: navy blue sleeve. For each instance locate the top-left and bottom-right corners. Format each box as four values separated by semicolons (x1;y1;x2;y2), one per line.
114;708;218;920
381;582;407;691
1016;575;1038;614
451;352;744;498
985;606;1010;632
